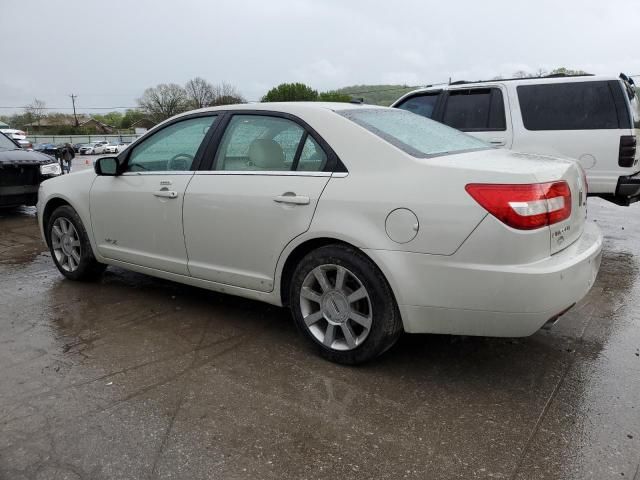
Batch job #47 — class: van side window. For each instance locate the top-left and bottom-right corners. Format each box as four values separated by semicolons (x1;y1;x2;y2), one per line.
396;93;440;119
517;81;619;130
441;88;506;131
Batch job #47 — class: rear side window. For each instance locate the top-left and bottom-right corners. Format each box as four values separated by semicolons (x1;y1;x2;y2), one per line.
215;115;304;171
517;81;620;130
340;108;489;158
395;93;440;118
441;88;506;131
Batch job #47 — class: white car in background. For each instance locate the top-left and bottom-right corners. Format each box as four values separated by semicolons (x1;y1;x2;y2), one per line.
0;128;27;141
392;73;640;206
37;103;602;364
104;142;130;154
78;142;107;155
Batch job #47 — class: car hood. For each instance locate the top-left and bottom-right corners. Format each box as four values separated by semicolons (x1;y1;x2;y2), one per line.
0;148;56;165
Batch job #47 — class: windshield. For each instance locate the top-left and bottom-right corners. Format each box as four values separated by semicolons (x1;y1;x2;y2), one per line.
0;132;18;151
339;108;489;158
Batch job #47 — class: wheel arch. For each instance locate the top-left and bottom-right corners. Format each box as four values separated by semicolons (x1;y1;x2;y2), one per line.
42;197;72;247
278;237;401;315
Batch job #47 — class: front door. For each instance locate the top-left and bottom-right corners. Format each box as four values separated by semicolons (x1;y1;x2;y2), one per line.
90;114;218;275
183;113;332;291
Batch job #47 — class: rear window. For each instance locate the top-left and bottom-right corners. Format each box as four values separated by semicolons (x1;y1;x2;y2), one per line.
442;88;506;131
395;92;440;118
517;81;620;130
340;108;489;158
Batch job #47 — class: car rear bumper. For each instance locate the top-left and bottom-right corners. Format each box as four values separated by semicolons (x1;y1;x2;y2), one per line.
365;222;603;337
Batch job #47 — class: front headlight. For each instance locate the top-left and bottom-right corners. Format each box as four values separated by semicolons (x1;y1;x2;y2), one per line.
40;163;62;176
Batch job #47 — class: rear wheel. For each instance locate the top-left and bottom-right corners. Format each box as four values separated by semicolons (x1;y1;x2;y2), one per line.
289;244;402;365
48;205;106;280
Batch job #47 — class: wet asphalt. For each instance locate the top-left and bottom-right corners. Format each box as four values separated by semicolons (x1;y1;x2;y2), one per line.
1;166;639;479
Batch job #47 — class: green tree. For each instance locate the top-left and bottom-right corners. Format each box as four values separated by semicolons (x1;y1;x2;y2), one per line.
318;90;352;102
93;111;124;128
548;67;589;76
262;83;318;102
121;109;147;129
334;85;416;106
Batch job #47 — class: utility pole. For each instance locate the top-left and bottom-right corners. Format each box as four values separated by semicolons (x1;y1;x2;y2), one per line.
70;94;79;127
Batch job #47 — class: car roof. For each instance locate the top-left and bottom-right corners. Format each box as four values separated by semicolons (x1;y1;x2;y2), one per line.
190;101;388;115
153;102;389;131
397;74;623;96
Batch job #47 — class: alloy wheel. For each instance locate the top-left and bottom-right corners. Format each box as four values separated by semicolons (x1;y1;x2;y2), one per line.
299;264;372;351
51;217;82;272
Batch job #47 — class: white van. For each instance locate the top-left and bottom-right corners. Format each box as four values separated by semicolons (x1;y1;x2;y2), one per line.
392;74;640;205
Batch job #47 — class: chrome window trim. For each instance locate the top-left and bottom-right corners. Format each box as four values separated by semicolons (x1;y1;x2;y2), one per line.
121;171;195;176
193;170;333;177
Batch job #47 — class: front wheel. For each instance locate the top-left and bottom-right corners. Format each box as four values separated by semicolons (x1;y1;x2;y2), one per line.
48;205;106;280
289;244;403;365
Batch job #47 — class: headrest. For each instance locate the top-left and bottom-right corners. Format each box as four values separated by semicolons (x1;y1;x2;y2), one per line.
248;139;285;170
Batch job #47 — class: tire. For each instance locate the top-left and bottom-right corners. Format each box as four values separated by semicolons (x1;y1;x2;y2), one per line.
289;244;403;365
47;205;106;281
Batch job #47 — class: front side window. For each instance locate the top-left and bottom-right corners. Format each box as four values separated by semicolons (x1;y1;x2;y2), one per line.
340;108;489;158
215;115;305;171
126;115;216;172
442;88;506;131
517;81;619;130
396;93;440;119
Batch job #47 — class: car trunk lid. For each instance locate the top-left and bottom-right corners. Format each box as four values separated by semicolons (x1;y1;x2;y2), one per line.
433;149;587;255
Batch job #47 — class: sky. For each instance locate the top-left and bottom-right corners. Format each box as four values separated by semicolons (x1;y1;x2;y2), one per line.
2;0;639;114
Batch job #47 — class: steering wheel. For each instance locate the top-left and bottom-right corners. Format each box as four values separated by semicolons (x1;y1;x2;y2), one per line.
167;153;194;171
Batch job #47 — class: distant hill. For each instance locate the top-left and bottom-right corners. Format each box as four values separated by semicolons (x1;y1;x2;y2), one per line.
335;84;419;106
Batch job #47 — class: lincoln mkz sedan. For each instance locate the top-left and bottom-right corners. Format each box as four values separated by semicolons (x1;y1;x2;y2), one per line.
37;103;603;364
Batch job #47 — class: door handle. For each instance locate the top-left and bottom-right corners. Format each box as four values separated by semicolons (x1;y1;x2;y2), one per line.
490;139;506;146
274;193;310;205
153;190;178;199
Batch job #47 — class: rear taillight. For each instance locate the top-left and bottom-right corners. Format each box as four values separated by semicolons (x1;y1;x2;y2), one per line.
465;181;572;230
619;135;637;167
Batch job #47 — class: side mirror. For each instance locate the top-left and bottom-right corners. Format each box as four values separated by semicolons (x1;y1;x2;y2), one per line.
94;156;119;176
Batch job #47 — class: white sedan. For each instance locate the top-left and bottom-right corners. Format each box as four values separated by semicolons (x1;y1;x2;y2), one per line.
37;103;603;364
78;142;107;155
104;142;130;154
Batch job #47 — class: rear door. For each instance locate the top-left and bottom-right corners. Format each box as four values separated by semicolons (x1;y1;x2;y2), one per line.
439;86;513;148
183;112;334;292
